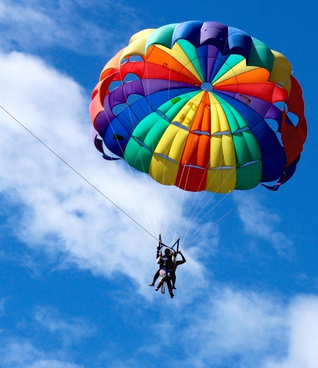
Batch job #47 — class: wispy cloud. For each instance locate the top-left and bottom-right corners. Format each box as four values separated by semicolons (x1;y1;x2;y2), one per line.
2;288;318;368
34;306;96;345
234;192;293;256
0;304;93;367
0;0;144;56
0;297;5;317
1;340;85;368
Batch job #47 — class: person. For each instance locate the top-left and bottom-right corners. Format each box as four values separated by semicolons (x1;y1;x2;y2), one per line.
171;250;186;289
154;248;176;298
149;245;162;287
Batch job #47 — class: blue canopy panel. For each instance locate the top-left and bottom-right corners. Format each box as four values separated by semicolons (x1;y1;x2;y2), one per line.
104;87;198;157
215;91;287;182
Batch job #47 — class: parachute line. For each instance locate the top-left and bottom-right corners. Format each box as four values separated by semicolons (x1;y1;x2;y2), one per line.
0;105;158;242
113;65;160;235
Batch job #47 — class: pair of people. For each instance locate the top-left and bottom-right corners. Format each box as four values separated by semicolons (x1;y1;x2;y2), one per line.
149;246;186;298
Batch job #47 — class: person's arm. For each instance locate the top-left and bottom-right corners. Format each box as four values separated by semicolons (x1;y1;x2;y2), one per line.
178;250;186;264
156;244;162;259
156;244;162;258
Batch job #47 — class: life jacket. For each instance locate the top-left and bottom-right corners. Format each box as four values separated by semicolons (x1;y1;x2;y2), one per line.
159;255;174;270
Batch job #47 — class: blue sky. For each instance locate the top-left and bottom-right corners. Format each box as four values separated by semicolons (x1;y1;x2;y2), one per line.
0;1;318;367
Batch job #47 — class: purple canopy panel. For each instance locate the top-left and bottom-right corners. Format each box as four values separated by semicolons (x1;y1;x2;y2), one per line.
200;21;228;52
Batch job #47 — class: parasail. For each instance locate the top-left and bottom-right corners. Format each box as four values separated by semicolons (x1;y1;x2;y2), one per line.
89;21;307;194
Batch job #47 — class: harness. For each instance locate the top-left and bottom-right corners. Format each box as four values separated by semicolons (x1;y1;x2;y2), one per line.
157;234;180;253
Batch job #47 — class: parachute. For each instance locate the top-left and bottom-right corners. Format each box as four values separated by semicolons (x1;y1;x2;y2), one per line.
89;21;307;194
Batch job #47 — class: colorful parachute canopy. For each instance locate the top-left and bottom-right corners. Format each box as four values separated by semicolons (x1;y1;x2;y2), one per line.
89;21;307;193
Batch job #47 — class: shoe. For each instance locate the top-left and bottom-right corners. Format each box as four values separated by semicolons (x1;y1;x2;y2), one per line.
155;287;159;291
172;286;176;289
170;293;174;298
149;283;154;287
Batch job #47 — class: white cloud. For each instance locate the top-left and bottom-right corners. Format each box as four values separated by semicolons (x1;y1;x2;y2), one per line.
170;287;287;368
2;276;318;368
262;295;318;368
139;288;318;368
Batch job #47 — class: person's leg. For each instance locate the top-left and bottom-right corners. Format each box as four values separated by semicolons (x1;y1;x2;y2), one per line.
155;278;163;291
166;277;174;298
171;272;176;289
149;269;159;286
